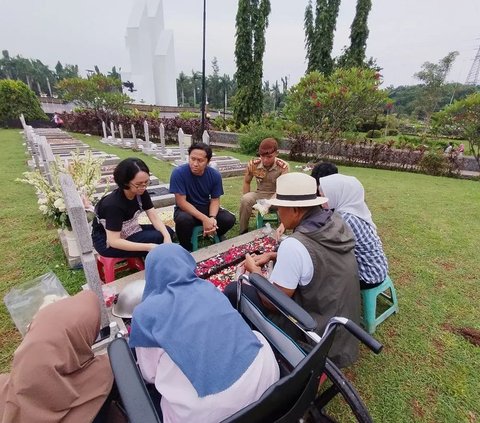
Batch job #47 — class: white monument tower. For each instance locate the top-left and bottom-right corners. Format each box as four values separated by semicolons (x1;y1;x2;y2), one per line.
122;0;178;106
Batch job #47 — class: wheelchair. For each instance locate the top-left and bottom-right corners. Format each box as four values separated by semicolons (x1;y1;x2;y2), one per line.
108;273;383;422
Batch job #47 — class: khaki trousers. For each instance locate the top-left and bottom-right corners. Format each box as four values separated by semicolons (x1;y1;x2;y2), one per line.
239;191;274;233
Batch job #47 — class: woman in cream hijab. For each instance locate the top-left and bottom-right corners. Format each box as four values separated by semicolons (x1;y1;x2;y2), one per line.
0;290;113;423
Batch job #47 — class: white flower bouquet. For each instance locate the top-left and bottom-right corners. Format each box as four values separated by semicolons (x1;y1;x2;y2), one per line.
18;151;104;229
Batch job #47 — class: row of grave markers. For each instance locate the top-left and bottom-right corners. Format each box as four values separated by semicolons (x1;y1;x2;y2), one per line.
100;120;210;163
19;115;110;328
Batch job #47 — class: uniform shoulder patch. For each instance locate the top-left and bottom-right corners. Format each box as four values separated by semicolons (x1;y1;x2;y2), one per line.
252;158;261;165
276;158;288;169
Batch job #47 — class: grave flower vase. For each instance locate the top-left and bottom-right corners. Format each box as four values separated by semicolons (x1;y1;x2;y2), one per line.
63;229;80;257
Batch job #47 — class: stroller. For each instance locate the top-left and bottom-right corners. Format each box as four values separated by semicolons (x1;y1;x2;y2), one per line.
108;273;383;422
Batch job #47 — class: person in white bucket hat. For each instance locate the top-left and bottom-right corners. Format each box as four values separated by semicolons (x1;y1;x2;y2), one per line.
224;172;361;369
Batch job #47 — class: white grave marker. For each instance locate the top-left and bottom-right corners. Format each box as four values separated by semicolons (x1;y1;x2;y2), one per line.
102;121;107;139
178;128;186;161
159;123;166;153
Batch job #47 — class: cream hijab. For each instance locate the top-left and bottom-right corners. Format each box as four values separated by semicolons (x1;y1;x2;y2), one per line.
0;290;113;423
319;173;376;228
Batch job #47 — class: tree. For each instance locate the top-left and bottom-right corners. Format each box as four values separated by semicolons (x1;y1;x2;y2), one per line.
304;0;341;75
177;71;188;106
233;0;271;126
433;92;480;169
389;83;477;118
284;68;389;157
55;61;79;81
56;74;131;116
0;51;56;95
339;0;372;68
107;66;121;80
0;79;47;125
207;57;224;109
191;70;202;106
414;51;458;126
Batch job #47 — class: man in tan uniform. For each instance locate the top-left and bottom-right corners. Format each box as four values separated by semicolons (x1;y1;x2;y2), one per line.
239;138;289;234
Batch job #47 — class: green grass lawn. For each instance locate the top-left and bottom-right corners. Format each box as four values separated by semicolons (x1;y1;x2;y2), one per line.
0;128;479;422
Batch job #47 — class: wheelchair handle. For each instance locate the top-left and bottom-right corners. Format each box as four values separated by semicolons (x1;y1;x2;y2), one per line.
344;319;383;354
247;273;317;331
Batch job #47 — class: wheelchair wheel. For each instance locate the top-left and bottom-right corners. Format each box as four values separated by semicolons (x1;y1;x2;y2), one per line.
305;359;373;423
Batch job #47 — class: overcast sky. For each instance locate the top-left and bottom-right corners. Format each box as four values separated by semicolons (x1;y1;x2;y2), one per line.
1;0;479;88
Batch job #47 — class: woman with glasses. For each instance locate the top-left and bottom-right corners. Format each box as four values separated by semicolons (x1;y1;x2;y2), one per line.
92;157;174;258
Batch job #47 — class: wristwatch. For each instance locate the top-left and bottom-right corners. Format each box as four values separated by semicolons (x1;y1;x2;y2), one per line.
209;215;217;219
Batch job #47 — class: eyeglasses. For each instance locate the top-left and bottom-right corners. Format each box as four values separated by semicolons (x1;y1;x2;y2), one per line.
129;181;150;189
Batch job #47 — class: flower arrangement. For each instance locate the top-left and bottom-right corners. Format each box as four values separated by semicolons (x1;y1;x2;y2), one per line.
17;151;105;230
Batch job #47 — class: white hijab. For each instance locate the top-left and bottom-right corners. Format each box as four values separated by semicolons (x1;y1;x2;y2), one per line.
319;173;376;229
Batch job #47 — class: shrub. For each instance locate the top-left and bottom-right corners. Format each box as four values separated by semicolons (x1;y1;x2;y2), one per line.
238;122;283;155
211;115;235;131
61;110;211;142
0;80;47;126
387;129;399;136
418;152;446;176
179;111;199;119
366;129;382;138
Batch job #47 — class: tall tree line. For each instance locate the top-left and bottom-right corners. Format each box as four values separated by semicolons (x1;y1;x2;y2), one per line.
304;0;373;74
304;0;341;75
233;0;271;125
176;58;236;111
0;50;79;96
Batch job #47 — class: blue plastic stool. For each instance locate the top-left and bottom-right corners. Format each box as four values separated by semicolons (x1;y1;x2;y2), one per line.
361;275;399;334
256;211;279;229
191;225;220;252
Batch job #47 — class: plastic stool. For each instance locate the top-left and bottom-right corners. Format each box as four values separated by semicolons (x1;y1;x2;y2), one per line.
361;275;399;334
191;226;220;252
256;211;279;229
97;255;145;284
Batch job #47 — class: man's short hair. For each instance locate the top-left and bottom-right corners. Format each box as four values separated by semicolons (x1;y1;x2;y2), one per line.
258;138;278;155
311;162;338;185
188;142;213;161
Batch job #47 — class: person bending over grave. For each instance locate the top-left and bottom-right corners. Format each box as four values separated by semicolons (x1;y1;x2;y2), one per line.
92;157;174;258
317;170;388;289
0;291;113;423
169;142;236;251
129;244;279;423
239;138;289;234
224;173;361;369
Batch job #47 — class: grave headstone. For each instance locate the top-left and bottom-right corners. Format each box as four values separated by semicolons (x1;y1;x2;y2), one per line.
131;124;138;150
178;128;186;162
159;123;166;153
202;130;210;145
144;120;150;144
59;172;109;327
119;124;124;145
110;121;115;139
102;121;107;139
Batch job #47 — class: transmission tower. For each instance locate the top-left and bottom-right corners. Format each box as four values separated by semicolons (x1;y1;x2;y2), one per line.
465;43;480;85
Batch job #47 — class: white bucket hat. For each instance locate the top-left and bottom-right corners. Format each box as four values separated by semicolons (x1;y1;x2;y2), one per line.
267;173;328;207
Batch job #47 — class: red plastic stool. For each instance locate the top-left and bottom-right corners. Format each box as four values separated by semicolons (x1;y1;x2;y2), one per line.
96;255;145;284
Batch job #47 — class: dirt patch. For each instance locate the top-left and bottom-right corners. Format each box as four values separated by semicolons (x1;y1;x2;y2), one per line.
443;323;480;347
411;399;425;419
434;259;456;272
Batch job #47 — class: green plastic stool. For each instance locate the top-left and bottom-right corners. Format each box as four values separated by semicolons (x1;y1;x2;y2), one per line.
191;225;220;252
361;275;399;334
256;211;279;229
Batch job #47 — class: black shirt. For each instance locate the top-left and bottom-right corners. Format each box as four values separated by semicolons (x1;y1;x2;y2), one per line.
95;188;154;232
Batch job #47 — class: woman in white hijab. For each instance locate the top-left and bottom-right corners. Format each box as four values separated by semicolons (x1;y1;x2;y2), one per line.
318;171;388;288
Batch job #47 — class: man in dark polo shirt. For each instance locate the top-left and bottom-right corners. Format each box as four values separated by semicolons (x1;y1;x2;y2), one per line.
169;142;236;251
